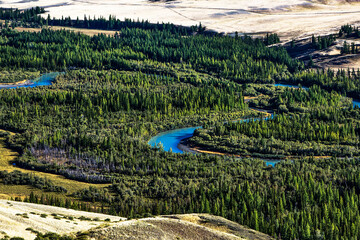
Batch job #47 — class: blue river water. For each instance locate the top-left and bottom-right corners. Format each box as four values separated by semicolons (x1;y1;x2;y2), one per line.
274;83;309;90
148;123;281;166
0;72;62;90
353;100;360;108
148;126;202;153
149;83;360;166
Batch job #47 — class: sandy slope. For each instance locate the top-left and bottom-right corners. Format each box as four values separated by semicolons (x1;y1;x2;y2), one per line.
90;217;245;240
89;214;273;240
0;200;272;240
0;200;125;239
1;0;360;40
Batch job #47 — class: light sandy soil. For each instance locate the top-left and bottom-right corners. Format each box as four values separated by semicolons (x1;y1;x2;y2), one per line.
0;200;125;240
0;80;32;88
283;35;360;70
0;200;272;240
317;39;360;69
89;214;274;240
90;217;244;240
2;0;360;40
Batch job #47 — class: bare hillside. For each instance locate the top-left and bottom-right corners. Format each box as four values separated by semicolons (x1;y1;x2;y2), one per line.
89;214;273;240
2;0;360;40
0;200;273;240
0;200;124;240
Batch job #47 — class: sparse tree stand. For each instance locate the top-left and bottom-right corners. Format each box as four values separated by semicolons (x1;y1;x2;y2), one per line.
264;33;280;45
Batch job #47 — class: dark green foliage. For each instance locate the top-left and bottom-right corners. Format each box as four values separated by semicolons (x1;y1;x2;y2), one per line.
0;170;67;193
192;112;360;157
0;25;302;79
190;85;359;157
25;157;360;240
0;69;249;183
289;68;360;100
34;232;74;240
341;41;359;54
0;7;44;22
0;70;39;83
73;187;113;203
311;34;336;50
251;84;349;112
263;33;280;46
0;7;193;35
339;24;360;38
26;192;98;213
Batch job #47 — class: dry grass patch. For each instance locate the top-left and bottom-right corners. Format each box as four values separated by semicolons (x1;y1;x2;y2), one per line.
89;214;273;240
177;214;231;234
166;214;274;240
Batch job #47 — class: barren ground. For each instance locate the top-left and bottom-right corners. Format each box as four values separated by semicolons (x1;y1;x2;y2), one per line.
89;214;273;240
1;0;360;40
0;200;124;240
283;36;360;69
0;200;272;240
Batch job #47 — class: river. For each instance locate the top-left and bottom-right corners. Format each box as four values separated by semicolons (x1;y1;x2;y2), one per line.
1;75;357;166
149;83;360;166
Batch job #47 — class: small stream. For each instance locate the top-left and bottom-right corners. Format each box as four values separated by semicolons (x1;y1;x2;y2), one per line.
0;72;62;90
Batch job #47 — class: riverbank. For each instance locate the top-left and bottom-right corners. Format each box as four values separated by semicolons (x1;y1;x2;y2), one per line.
179;137;332;163
179;137;286;159
149;107;275;160
178;139;242;157
0;72;62;90
0;80;27;85
0;80;33;88
178;138;285;167
149;82;350;164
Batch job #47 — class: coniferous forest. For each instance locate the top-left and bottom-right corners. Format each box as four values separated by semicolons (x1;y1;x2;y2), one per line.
0;7;360;240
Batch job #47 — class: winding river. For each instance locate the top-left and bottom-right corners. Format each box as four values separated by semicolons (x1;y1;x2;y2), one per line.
149;83;360;166
148;120;281;166
2;74;359;166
